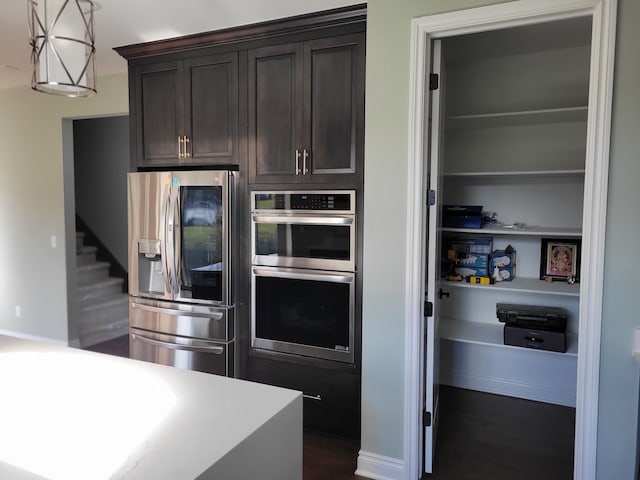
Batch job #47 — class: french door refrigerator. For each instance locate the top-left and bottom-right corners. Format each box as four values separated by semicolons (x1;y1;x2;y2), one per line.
127;170;235;376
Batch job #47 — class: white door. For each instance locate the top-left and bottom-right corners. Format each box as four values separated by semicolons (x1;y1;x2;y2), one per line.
423;38;445;474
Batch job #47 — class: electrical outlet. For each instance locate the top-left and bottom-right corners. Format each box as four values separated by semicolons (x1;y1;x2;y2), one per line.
14;305;21;318
50;235;57;248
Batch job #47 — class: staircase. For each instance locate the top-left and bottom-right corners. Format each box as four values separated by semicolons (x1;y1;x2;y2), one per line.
76;232;129;347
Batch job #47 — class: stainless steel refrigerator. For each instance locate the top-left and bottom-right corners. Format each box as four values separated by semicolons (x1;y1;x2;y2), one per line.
127;170;235;376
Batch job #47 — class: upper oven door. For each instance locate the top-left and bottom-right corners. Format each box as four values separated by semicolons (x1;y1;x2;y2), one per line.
251;213;355;271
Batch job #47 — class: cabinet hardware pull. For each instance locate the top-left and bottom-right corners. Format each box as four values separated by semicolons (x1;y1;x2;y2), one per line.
177;136;183;159
295;149;302;175
303;149;309;175
303;394;322;401
184;136;191;158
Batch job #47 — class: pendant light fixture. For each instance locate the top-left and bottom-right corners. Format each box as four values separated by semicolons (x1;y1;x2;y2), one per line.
28;0;96;97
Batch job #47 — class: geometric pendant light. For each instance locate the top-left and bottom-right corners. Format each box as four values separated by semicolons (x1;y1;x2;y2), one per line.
28;0;96;97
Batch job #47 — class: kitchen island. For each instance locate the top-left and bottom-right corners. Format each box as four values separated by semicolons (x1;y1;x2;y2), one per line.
0;335;302;480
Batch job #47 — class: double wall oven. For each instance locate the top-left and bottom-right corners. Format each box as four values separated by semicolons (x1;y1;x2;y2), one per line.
128;170;235;376
251;191;356;363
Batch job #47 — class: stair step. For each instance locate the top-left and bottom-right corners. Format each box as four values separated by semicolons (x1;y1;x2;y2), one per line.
76;261;111;285
77;277;125;304
78;294;128;318
78;317;130;348
76;231;86;253
76;246;98;266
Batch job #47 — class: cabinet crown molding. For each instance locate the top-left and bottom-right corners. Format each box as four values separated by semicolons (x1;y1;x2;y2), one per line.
114;3;366;61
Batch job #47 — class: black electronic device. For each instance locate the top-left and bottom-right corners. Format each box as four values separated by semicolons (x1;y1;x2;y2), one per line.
496;303;568;330
497;303;568;353
504;324;567;353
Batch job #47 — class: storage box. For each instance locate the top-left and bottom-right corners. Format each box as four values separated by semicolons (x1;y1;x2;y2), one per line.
504;323;567;353
449;237;493;254
442;205;483;229
491;249;516;281
454;253;490;278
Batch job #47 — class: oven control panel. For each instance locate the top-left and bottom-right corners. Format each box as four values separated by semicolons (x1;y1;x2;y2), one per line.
253;191;355;213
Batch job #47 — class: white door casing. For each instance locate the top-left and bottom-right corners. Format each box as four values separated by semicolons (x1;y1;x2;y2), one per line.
404;1;617;479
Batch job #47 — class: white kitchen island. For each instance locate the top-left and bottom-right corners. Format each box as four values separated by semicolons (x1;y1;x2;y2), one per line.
0;335;302;480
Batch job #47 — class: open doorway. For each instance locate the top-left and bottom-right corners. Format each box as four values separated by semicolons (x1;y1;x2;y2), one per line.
404;1;617;479
63;115;131;347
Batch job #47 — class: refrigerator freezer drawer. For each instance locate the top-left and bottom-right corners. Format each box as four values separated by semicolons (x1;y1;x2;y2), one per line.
130;329;234;377
129;297;234;341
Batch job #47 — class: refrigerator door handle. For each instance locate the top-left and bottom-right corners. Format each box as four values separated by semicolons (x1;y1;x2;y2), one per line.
130;301;225;320
160;183;172;295
131;332;225;354
172;181;182;295
167;179;178;294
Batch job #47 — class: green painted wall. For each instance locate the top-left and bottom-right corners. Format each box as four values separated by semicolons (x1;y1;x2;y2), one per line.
361;0;507;462
596;0;640;477
0;0;637;476
361;0;640;478
0;74;128;343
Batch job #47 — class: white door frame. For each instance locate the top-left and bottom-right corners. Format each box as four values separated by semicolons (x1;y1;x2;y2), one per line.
404;1;618;479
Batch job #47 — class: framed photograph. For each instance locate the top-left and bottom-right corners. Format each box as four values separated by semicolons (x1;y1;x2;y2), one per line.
540;238;581;282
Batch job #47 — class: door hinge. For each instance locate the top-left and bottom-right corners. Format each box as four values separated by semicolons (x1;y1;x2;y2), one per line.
423;410;432;427
427;189;436;206
424;301;433;317
429;73;439;91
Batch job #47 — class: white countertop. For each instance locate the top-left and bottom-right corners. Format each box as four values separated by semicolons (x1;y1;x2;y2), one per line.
0;335;302;480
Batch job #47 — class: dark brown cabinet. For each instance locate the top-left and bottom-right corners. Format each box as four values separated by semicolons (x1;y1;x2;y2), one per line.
248;33;365;185
130;52;239;168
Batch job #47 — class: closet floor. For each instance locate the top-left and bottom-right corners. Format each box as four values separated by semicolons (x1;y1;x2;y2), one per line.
429;385;575;480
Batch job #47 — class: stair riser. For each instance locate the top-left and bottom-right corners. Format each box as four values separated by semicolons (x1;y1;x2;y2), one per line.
78;282;125;304
77;251;97;267
78;320;130;348
77;266;110;285
78;302;129;326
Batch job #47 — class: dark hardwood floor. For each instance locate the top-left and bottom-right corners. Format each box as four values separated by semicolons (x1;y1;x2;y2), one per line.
85;336;574;480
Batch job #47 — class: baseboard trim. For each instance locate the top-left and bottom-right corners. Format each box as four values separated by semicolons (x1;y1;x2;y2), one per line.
0;329;72;347
355;450;404;480
440;369;576;407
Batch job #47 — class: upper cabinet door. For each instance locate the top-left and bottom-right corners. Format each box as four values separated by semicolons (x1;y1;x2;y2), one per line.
248;33;365;186
302;33;365;185
248;43;305;184
132;61;185;167
184;52;239;166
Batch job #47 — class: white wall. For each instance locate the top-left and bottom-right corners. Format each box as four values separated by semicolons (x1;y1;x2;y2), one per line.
0;74;128;344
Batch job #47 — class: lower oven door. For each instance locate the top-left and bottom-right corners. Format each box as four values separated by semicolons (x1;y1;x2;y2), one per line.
251;266;355;363
130;329;234;377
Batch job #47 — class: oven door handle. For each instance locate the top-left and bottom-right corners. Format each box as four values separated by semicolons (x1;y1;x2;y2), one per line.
252;267;354;283
131;301;224;320
131;332;225;354
251;215;354;225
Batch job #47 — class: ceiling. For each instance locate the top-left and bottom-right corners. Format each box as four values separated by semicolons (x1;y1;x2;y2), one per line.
0;0;362;91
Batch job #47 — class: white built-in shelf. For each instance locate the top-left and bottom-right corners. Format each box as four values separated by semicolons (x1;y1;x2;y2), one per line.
445;106;588;130
442;225;582;238
439;318;578;357
443;169;585;180
441;277;581;296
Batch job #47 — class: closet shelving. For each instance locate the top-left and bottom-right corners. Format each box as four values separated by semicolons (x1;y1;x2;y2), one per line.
434;17;592;407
